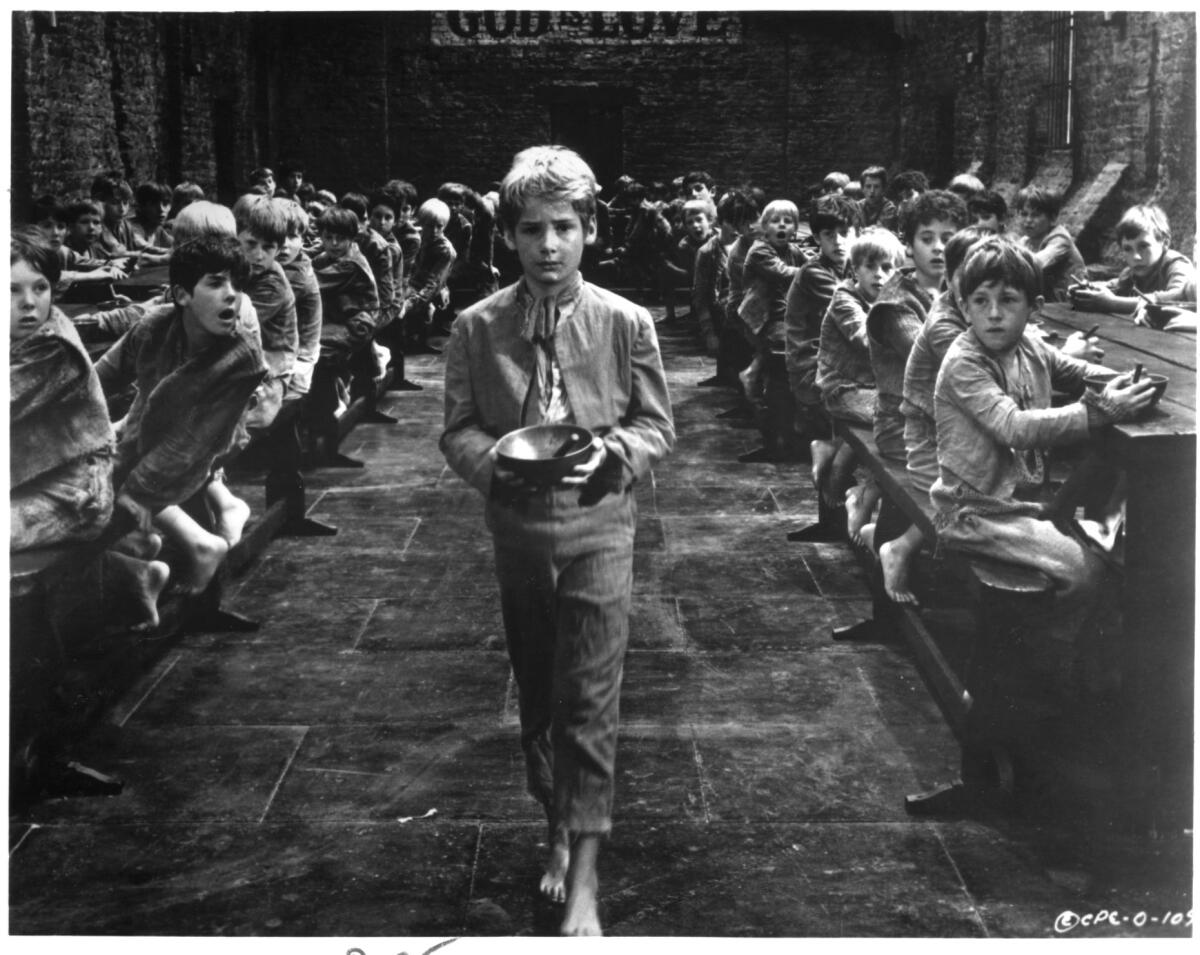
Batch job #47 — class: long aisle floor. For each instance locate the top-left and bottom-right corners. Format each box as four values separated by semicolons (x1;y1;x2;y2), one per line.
8;308;1192;939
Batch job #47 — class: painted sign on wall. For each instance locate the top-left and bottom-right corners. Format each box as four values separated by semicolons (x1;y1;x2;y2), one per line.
431;11;744;45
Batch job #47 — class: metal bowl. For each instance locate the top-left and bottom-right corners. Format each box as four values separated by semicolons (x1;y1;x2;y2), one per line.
495;424;595;483
1083;370;1168;411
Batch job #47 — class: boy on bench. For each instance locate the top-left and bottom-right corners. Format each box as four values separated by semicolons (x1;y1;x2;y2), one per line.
931;237;1155;651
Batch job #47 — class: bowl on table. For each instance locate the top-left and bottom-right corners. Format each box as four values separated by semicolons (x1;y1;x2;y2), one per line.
1083;370;1169;413
495;424;595;483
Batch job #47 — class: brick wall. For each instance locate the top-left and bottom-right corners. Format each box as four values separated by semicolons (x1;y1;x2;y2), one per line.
12;10;1195;257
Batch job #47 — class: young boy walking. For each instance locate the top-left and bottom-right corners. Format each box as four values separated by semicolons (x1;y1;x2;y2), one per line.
441;145;674;936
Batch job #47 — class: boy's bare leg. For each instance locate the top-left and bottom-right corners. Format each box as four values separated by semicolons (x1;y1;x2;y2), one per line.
105;551;171;631
560;833;602;937
826;442;857;509
880;524;924;604
154;505;229;595
540;820;571;904
205;480;251;546
810;439;836;497
111;528;163;561
859;522;876;554
845;481;881;545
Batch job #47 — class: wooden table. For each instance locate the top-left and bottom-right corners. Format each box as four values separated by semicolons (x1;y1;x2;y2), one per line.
112;264;169;301
1040;302;1195;829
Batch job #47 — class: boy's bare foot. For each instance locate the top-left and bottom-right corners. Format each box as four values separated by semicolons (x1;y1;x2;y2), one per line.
560;836;602;937
845;485;876;544
540;826;570;904
207;483;251;546
107;552;171;631
176;530;229;595
880;538;919;605
111;529;163;561
130;560;171;630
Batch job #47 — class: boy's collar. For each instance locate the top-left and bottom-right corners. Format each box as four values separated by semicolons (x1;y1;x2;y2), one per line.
517;272;584;339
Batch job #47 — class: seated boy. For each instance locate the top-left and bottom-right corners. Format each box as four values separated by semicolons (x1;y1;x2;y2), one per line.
276;162;305;200
276;202;323;396
90;171;137;260
821;171;850;196
401;198;457;354
128;182;175;264
1015;184;1084;303
663;196;716;331
811;227;905;534
1070;203;1197;325
441;145;673;936
712;189;760;386
867;189;968;466
341;191;396;336
11;228;170;626
233;194;299;433
784;194;860;440
382;178;422;287
63;198;132;275
692;191;740;359
248;166;276;197
858;166;897;230
36;197;128;296
933;236;1155;648
95;234;269;595
968;189;1009;235
309;206;381;454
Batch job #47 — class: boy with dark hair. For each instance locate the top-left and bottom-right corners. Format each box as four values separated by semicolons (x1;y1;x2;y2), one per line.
664;196;716;333
36;196;128;294
867;189;968;464
968;190;1008;234
382;178;421;284
858;165;897;230
96;234;268;595
91;171;136;257
233;194;299;431
1070;203;1197;319
682;170;716;204
1015;184;1084;302
65;196;134;274
706;188;760;386
342;191;396;335
129;182;174;264
248;166;276;197
442;145;673;937
692;191;739;358
888;169;929;206
276;161;304;200
785;194;861;440
933;236;1154;644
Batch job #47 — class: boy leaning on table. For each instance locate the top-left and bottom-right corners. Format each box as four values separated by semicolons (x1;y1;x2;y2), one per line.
439;145;674;936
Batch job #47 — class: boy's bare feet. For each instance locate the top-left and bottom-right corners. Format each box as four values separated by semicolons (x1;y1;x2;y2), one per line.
560;834;602;936
845;484;880;545
540;825;570;904
111;529;163;561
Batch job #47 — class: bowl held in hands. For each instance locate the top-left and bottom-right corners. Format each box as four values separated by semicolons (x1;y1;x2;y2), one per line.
495;424;595;483
1083;370;1168;413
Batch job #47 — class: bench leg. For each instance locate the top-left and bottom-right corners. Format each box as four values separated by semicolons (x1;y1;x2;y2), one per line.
787;494;846;542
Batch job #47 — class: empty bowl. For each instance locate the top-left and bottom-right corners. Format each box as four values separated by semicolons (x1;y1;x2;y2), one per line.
1083;370;1168;412
495;424;595;483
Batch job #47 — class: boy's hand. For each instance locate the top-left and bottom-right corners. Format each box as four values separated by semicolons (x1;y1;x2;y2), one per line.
560;436;607;486
1069;284;1115;311
106;265;129;281
1101;372;1158;420
1061;330;1103;361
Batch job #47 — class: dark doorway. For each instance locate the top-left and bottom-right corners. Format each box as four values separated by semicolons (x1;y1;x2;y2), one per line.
538;86;635;192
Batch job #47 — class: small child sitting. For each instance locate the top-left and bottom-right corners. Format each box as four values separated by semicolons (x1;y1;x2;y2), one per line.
35;196;127;296
401;197;457;354
91;171;137;260
739;198;806;401
666;196;716;332
95;234;268;595
858;166;897;230
10;228;169;626
1069;203;1197;328
867;189;968;465
968;190;1009;235
1015;184;1084;303
128;182;175;264
811;228;905;533
63;198;131;275
932;236;1155;646
785;194;860;440
275;201;323;396
716;189;762;386
233;194;299;433
692;190;741;359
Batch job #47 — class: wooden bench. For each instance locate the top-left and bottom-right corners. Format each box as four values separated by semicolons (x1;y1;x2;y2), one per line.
832;421;1057;815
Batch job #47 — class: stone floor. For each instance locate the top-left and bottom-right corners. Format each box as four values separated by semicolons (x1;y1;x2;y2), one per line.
7;308;1193;941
